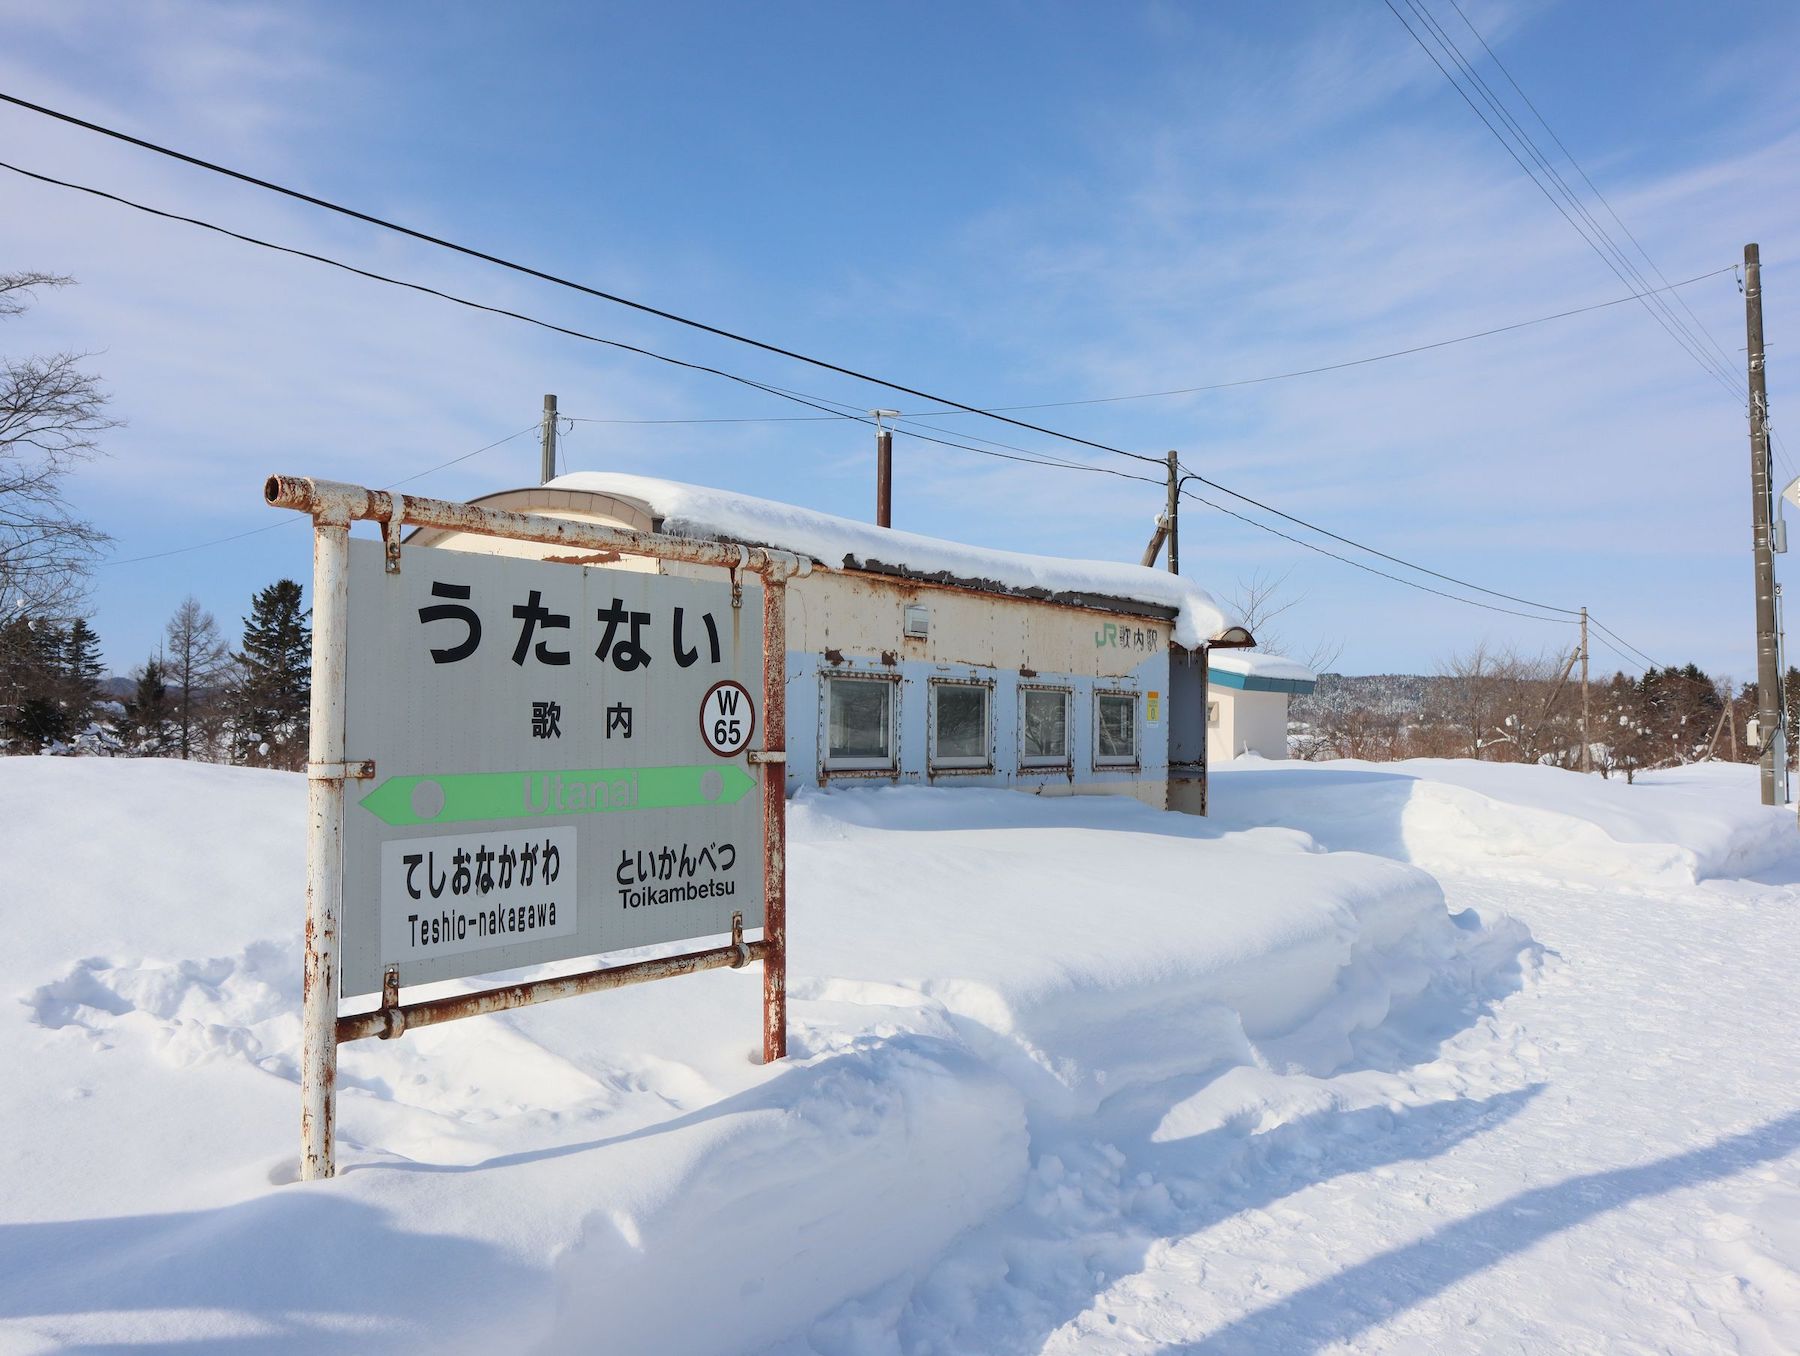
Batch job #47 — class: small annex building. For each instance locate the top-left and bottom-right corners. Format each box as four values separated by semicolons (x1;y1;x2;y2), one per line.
404;473;1253;814
1206;650;1317;761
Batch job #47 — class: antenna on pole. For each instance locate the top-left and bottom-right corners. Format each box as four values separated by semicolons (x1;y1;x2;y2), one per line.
871;410;899;527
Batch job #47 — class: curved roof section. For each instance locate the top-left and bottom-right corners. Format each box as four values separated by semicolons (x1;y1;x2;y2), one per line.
539;472;1245;649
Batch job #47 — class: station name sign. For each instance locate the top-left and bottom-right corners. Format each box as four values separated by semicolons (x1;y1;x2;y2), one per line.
339;539;764;997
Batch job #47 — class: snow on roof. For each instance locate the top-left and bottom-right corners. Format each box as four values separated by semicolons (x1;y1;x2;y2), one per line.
545;472;1241;648
1208;650;1316;682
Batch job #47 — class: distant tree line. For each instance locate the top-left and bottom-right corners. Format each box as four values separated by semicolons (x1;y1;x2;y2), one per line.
0;265;312;762
1291;643;1792;780
0;580;311;768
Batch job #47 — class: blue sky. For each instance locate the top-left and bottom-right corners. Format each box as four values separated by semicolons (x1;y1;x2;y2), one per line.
3;0;1798;679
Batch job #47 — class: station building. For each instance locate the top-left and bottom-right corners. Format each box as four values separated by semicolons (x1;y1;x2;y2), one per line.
406;474;1253;814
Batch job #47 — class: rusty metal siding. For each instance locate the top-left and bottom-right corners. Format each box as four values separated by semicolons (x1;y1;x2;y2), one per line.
406;489;1180;809
791;571;1172;808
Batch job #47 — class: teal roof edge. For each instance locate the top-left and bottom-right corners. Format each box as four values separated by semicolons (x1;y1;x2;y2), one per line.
1210;669;1316;695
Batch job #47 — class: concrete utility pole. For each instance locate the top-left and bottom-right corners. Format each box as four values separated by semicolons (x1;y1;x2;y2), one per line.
871;411;898;527
540;393;558;485
1166;450;1180;575
1580;607;1591;773
1746;244;1782;805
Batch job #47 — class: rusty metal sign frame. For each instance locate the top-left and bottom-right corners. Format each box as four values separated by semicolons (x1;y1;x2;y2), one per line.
265;474;805;1181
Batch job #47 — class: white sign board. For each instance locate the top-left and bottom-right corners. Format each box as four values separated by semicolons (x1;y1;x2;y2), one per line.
339;539;764;996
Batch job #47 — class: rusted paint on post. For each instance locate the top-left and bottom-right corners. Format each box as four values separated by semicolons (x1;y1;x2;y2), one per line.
761;573;788;1063
264;476;802;581
300;515;350;1181
336;939;770;1043
269;472;804;1176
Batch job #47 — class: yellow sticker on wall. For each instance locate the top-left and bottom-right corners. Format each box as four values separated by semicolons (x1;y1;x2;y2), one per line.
1147;691;1161;725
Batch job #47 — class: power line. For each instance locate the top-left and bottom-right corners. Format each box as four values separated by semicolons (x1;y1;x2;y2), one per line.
98;516;296;569
0;157;1164;496
0;90;1167;469
0;157;1234;485
1395;0;1745;401
1588;614;1662;670
6;153;1654;644
1441;0;1743;386
98;423;541;567
1411;0;1743;398
564;265;1735;424
567;412;843;425
1588;631;1646;674
1177;457;1580;615
1176;487;1573;623
1383;0;1748;408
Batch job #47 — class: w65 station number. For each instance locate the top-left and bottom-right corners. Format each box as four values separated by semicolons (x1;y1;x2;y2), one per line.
699;680;757;758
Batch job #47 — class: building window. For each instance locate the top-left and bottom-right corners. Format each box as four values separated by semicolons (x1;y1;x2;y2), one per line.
930;680;990;770
1095;691;1138;767
1207;700;1220;727
1020;687;1071;767
826;676;896;770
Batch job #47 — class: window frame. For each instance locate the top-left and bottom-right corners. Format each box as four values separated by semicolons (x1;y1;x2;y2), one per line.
1018;684;1073;770
1093;689;1140;770
822;672;901;773
928;677;994;772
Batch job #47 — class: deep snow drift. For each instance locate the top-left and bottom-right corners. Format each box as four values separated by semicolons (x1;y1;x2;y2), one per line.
3;756;1796;1353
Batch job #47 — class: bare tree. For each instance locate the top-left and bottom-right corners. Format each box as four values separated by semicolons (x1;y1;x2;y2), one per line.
1428;643;1579;763
1;272;116;618
165;597;232;760
1225;568;1344;673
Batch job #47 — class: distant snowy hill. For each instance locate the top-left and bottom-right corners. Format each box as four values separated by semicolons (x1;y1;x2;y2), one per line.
1291;671;1436;721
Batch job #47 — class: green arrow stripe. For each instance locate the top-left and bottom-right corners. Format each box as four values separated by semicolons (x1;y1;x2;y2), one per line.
359;764;758;827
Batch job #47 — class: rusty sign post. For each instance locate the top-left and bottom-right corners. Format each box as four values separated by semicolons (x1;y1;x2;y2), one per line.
268;475;803;1181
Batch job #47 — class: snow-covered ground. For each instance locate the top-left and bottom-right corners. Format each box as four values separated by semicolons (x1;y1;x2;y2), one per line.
2;756;1796;1353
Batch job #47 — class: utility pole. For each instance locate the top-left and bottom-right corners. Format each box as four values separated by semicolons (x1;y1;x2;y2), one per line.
1166;450;1180;575
540;393;558;485
1580;607;1591;773
872;410;898;528
1746;243;1781;805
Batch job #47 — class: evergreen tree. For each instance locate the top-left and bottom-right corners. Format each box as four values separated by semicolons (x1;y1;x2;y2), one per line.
229;580;311;769
1636;663;1722;767
118;656;176;756
61;617;106;738
0;615;70;753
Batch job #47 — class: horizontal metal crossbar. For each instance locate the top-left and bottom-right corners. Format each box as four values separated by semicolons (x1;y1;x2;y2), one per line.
336;938;770;1043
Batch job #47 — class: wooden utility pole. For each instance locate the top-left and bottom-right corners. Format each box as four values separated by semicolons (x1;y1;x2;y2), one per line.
540;393;558;485
872;410;898;527
1580;607;1591;772
1746;243;1781;805
876;429;893;527
1166;450;1180;575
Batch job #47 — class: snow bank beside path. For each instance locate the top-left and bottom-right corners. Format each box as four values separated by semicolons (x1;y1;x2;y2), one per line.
0;760;1524;1354
1212;757;1800;886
